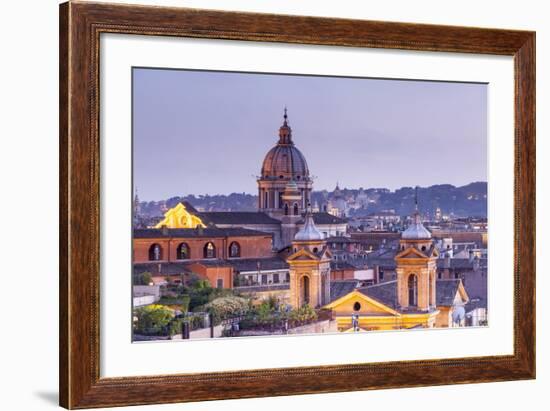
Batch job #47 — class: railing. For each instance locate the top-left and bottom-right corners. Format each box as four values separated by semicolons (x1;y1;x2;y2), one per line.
234;283;290;292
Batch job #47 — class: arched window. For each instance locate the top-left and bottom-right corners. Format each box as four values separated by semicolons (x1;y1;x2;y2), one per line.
203;242;216;259
284;203;289;215
301;276;310;306
176;242;190;260
148;243;162;261
408;274;418;307
293;203;299;215
229;241;241;258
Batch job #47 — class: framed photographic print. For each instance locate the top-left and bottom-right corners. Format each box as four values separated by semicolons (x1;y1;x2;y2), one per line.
59;1;535;409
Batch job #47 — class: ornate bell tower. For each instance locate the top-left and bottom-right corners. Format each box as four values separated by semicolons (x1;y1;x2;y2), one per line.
395;190;438;312
286;211;332;308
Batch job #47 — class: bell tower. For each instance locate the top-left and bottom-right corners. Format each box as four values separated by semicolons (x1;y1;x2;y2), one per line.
287;211;332;308
395;189;438;312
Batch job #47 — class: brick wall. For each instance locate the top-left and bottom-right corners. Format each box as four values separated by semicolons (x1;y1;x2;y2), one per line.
133;235;273;263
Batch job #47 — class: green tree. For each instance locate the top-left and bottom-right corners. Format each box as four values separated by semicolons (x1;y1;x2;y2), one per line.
180;294;191;314
289;305;317;325
141;272;152;285
134;305;174;335
133;271;153;286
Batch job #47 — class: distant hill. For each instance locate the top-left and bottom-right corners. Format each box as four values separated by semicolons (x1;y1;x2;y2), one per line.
346;182;487;218
138;182;487;218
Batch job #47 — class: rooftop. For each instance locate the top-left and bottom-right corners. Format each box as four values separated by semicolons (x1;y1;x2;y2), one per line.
199;212;281;226
226;257;289;272
436;279;463;306
134;227;272;239
330;280;360;302
298;212;348;225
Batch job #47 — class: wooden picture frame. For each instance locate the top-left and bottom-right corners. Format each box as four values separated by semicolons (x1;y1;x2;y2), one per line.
59;1;535;408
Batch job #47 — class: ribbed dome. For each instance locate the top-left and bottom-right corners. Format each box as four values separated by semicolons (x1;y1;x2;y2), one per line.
402;187;432;240
261;146;309;179
260;109;310;180
295;213;324;241
402;212;432;240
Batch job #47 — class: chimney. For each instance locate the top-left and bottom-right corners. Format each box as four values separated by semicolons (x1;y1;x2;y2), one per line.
443;252;451;269
473;256;480;271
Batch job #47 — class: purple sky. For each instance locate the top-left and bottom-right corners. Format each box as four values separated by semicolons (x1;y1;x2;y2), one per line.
133;68;487;201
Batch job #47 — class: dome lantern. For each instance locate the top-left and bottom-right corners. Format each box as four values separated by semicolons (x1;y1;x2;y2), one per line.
260;108;310;180
402;187;432;240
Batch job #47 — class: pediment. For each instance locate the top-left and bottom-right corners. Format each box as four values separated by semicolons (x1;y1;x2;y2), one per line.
287;248;320;262
395;246;428;259
324;290;399;316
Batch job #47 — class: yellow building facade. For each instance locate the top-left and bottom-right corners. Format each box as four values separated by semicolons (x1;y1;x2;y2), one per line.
323;200;468;331
324;289;438;331
154;202;205;229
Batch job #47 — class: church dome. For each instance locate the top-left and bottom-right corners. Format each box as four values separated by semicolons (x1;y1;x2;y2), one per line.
261;109;310;180
402;222;432;240
402;188;432;240
402;212;432;240
295;213;324;242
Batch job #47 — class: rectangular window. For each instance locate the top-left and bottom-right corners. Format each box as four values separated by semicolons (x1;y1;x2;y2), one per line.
273;273;280;283
261;274;268;284
216;279;223;289
379;271;384;281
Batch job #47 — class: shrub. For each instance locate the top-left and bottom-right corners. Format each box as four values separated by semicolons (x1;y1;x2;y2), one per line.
256;302;275;325
133;271;153;286
201;296;250;325
180;294;191;314
134;305;174;335
289;305;317;326
168;318;182;336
